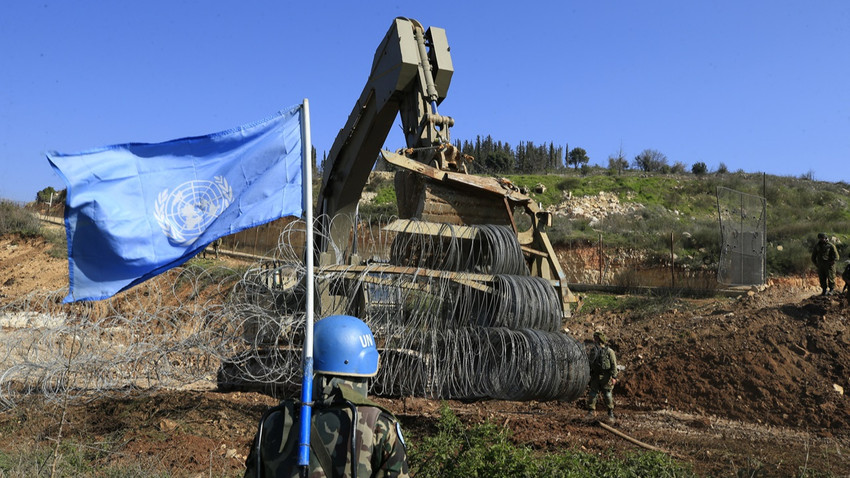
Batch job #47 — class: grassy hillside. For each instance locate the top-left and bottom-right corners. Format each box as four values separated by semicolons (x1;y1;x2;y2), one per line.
515;170;850;276
9;167;850;278
363;168;850;277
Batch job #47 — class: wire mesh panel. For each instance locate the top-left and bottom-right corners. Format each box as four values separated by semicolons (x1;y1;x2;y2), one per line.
717;187;766;286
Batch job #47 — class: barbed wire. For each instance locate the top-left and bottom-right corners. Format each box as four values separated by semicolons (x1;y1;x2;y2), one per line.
0;214;589;409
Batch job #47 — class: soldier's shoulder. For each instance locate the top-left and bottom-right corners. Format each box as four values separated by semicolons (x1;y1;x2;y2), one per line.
357;404;401;424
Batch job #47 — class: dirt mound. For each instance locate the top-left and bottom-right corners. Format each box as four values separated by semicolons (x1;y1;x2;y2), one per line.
621;293;850;431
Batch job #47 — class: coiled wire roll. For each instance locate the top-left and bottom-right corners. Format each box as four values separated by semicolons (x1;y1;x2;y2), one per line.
389;221;528;275
371;327;589;401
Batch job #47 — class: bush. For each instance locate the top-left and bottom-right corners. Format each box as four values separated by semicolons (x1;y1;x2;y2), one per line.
0;200;41;236
691;162;708;175
373;186;396;205
767;240;815;276
43;227;68;259
556;177;582;192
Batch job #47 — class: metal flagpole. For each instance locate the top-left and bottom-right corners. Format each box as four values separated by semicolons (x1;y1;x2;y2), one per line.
297;98;315;474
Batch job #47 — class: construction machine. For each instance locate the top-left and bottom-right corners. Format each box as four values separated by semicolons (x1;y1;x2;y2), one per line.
221;18;588;401
317;17;577;320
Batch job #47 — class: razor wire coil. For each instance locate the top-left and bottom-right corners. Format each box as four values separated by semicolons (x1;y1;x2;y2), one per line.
0;213;588;409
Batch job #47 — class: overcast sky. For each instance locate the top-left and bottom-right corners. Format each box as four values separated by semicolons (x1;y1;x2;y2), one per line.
1;0;848;202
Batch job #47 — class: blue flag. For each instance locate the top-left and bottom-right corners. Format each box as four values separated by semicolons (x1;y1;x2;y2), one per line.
47;104;304;302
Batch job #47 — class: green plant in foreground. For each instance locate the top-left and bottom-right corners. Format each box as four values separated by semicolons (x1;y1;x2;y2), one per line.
408;404;695;478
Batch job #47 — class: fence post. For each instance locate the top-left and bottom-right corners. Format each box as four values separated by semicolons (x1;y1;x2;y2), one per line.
598;234;603;285
670;232;675;288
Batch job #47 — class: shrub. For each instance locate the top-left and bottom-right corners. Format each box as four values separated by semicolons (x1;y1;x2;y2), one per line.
767;240;815;276
43;227;68;259
556;177;582;192
373;186;396;205
409;404;695;477
0;200;41;236
691;162;708;175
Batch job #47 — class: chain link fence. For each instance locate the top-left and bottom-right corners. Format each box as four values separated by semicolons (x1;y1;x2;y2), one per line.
716;187;766;286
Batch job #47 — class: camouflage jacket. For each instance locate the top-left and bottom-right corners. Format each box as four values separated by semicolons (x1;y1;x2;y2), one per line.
590;344;618;379
244;382;409;478
811;241;839;266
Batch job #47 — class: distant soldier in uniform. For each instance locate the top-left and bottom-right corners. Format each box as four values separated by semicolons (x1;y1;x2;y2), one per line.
203;238;222;259
244;314;409;478
811;233;839;295
586;330;618;423
842;260;850;299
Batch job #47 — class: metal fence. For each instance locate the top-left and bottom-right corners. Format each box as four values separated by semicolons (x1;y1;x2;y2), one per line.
716;187;766;286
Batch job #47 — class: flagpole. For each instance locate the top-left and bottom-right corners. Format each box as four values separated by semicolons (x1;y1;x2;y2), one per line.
297;98;315;473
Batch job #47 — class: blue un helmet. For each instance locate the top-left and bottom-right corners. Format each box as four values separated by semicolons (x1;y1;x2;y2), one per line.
313;315;379;377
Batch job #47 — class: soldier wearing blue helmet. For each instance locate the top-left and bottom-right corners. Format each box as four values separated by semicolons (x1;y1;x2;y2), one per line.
245;315;409;478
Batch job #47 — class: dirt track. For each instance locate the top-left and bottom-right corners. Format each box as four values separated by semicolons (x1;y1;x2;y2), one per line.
1;234;849;477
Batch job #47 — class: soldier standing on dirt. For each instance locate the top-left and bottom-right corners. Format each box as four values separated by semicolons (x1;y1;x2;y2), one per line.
842;260;850;299
586;330;618;423
203;238;222;259
244;315;410;478
811;233;839;295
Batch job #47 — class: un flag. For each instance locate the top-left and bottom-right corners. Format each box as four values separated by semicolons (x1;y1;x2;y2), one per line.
48;104;304;302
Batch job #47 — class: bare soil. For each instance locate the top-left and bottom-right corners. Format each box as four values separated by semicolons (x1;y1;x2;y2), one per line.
1;233;849;477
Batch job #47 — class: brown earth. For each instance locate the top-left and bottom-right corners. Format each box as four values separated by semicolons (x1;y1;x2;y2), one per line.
1;233;850;477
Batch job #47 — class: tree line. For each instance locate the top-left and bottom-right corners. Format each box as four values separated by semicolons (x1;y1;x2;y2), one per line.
453;135;576;174
452;135;719;177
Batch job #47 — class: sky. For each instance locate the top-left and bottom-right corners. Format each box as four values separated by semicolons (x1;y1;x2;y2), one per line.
1;0;848;203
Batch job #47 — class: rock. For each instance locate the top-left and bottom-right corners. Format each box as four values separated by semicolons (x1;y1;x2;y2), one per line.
834;384;844;395
158;418;179;432
547;191;645;222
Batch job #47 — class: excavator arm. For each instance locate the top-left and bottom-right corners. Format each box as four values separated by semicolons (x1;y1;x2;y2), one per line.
316;17;577;318
317;17;455;262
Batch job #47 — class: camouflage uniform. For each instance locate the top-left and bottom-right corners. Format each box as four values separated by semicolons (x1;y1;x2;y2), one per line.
811;235;839;294
587;333;618;415
244;378;409;478
842;262;850;298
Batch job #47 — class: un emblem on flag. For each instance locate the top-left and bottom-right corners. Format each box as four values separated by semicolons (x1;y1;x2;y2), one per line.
154;176;233;245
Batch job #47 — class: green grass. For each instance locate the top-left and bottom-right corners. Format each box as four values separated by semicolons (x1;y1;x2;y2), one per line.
408;404;696;478
578;292;628;314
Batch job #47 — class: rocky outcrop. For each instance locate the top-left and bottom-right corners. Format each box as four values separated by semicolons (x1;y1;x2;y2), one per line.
547;191;644;226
